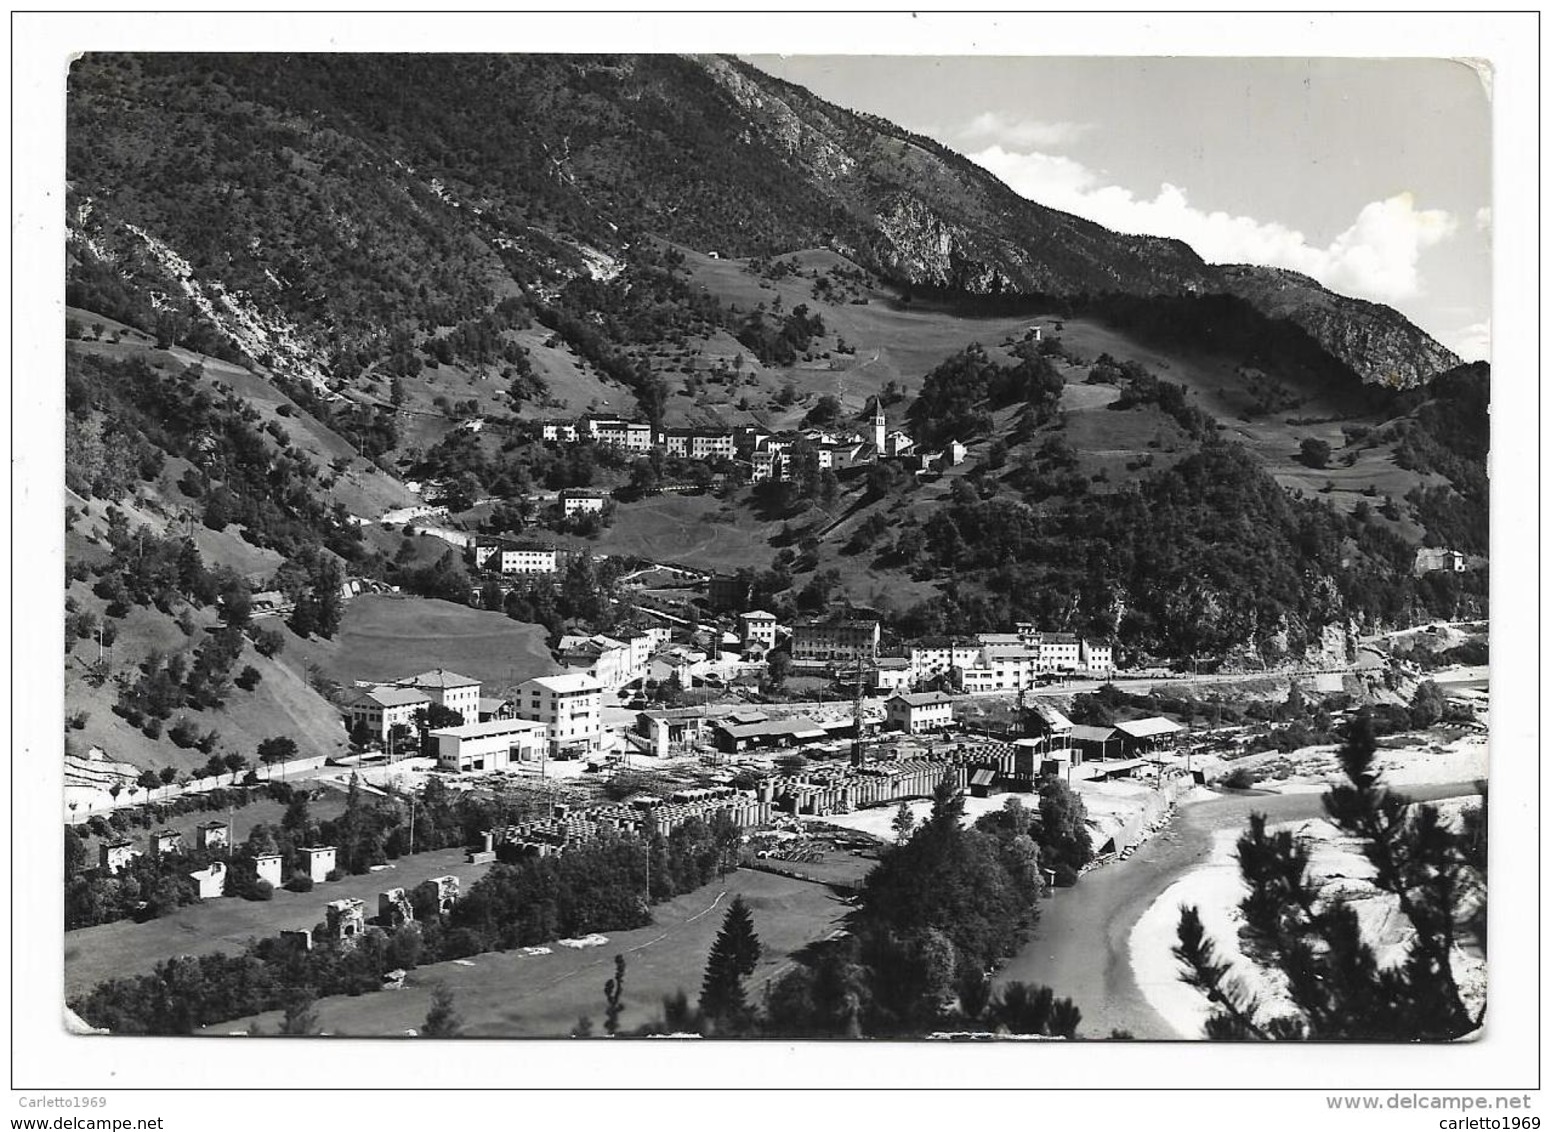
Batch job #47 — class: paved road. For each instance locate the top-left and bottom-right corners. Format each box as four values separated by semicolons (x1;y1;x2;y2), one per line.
994;780;1483;1039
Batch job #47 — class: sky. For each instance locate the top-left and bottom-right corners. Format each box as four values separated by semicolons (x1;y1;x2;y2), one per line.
742;56;1491;361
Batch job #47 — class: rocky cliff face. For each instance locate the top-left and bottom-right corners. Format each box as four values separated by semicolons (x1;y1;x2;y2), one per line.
698;56;1217;299
1216;265;1460;388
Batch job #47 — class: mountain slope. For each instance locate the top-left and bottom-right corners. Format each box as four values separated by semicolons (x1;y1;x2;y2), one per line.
65;52;1457;395
1216;265;1461;388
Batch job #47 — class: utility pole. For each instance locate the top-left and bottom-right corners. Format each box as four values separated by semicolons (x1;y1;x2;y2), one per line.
850;639;873;768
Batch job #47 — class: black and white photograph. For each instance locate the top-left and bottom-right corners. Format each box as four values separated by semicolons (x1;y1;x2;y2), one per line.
13;7;1538;1118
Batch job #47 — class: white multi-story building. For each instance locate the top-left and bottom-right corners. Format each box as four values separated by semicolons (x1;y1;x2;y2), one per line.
1035;632;1083;671
470;539;560;575
750;436;798;482
432;717;550;773
397;669;482;725
908;638;983;681
345;685;433;740
498;545;559;574
587;418;656;453
790;619;880;664
690;431;734;461
541;422;579;443
1080;639;1114;673
739;610;779;652
557;633;653;691
515;672;605;757
560;490;608;516
954;650;1041;693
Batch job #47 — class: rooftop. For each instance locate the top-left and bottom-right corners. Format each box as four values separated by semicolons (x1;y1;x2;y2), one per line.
1027;702;1074;731
431;718;549;741
1115;717;1186;739
1068;724;1119;743
888;691;955;708
716;717;827;742
351;685;435;709
521;672;605;695
402;668;480;689
914;637;979;650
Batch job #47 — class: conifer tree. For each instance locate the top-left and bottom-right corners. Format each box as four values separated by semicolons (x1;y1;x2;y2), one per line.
699;895;762;1032
1174;716;1486;1040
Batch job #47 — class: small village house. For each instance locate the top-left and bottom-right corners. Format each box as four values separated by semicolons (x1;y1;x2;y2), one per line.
189;861;227;900
884;691;955;735
299;845;337;884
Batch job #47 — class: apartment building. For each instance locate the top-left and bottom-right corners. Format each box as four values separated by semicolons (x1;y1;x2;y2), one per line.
515;672;605;757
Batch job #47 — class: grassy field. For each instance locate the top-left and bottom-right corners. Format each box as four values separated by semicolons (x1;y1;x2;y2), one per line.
273;593;559;692
672;244;1055;417
512;326;634;417
562;492;784;574
65;844;486;1000
198;867;851;1037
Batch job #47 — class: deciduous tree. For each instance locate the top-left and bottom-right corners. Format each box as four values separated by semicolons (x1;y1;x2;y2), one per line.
421;983;463;1038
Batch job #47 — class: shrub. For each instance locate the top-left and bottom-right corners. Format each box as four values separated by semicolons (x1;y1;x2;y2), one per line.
287;874;314;893
1052;863;1079;887
325;868;345;883
252;627;284;658
1221;766;1257;790
1299;438;1332;469
250;879;275;902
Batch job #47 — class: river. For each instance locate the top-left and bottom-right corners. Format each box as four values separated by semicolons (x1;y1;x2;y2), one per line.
993;780;1483;1039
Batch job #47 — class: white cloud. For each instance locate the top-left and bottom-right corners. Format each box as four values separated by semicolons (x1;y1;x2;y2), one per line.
957;112;1094;149
1444;319;1491;362
967;144;1459;305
